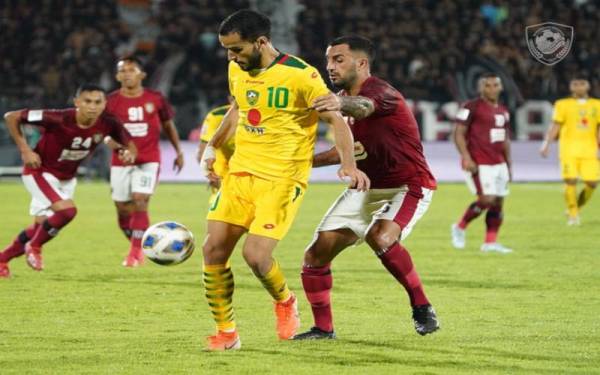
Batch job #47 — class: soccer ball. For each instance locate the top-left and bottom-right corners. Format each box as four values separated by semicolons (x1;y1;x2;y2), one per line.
141;221;195;266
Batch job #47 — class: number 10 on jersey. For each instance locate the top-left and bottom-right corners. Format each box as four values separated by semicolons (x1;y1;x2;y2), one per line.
267;87;289;108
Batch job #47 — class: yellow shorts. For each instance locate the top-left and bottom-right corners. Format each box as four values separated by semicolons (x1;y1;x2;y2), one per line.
560;157;600;181
207;173;306;240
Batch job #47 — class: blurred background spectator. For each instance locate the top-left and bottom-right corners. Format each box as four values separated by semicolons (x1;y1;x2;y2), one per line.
1;0;598;142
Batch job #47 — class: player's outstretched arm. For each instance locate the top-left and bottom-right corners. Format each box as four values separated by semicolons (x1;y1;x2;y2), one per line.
161;119;184;173
453;123;477;173
3;110;41;168
540;122;560;158
319;110;370;191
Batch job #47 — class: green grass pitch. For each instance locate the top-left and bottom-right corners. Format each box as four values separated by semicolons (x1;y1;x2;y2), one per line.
0;181;599;374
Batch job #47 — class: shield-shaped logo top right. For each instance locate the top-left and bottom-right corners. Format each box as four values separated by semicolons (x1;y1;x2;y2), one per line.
526;22;574;66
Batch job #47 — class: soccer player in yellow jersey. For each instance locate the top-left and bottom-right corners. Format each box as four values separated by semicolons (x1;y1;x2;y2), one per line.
540;76;600;225
198;10;369;351
196;98;235;203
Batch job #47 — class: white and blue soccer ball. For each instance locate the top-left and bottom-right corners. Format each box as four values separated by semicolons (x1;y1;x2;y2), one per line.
142;221;195;266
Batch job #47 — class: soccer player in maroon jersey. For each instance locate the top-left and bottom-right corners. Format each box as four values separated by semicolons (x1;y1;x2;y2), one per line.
292;36;439;339
106;56;184;267
451;73;513;253
0;84;136;278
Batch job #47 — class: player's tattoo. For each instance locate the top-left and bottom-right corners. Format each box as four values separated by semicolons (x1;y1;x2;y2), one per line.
339;96;375;120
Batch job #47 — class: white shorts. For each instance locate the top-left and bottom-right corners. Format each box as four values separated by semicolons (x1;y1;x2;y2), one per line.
465;163;510;197
22;172;77;217
110;162;159;202
316;185;433;242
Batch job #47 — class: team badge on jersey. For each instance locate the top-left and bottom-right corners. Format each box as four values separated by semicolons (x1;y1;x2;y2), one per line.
246;90;259;106
525;22;573;66
93;133;104;144
144;102;155;114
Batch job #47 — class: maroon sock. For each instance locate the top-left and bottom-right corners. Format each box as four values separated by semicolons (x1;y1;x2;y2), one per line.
118;213;132;239
301;264;334;332
130;211;150;250
485;205;503;243
458;200;489;229
29;207;77;248
377;242;429;307
0;224;39;262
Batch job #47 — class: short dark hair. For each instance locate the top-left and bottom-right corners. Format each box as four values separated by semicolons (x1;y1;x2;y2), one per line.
75;83;106;97
329;35;375;62
117;55;145;71
219;9;271;41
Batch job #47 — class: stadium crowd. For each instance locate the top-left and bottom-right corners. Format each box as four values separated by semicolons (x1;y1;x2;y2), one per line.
1;0;599;137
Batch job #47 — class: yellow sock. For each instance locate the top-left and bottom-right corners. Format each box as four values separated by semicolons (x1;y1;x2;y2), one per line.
203;263;236;332
577;185;595;208
564;184;578;217
258;259;291;303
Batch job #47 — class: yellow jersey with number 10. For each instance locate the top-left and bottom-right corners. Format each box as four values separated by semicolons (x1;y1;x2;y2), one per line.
227;53;330;185
552;97;600;159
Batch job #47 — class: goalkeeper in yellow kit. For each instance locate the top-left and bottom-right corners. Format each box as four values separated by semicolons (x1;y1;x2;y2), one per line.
198;9;369;351
540;76;600;225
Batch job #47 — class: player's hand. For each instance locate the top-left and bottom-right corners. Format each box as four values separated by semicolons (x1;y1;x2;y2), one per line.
462;157;478;173
118;149;136;164
21;149;41;169
173;152;184;174
312;93;342;112
208;176;221;190
338;164;370;192
539;141;550;158
200;145;219;181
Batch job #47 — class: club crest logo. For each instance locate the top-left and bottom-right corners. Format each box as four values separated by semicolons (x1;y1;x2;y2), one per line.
246;90;259;106
93;133;104;144
526;22;573;66
144;102;155;113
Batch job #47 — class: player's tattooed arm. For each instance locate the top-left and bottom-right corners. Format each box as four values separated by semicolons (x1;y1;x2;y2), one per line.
313;147;341;167
312;93;374;120
338;96;375;120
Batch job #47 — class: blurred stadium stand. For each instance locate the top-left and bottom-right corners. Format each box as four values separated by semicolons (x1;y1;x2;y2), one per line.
0;0;598;178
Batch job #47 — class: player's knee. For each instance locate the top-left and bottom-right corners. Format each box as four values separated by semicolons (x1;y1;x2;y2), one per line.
479;195;495;207
131;197;148;211
62;206;77;222
201;239;227;264
365;226;396;250
303;245;328;267
241;247;269;274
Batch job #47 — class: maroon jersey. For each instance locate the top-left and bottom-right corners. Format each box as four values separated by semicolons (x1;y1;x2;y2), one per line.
106;88;174;166
21;109;131;180
455;98;510;165
342;76;436;189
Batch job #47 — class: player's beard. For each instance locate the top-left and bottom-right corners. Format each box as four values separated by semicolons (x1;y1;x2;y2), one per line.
239;47;262;71
330;70;358;92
